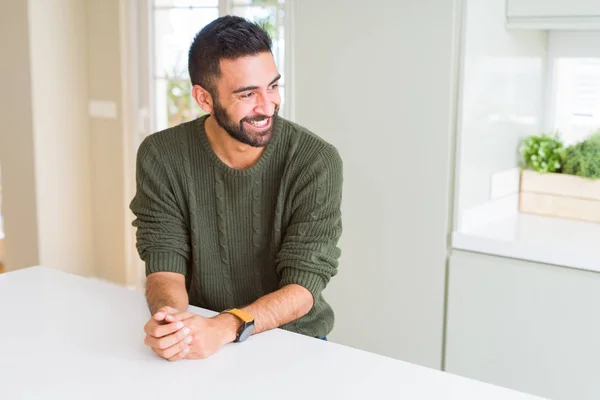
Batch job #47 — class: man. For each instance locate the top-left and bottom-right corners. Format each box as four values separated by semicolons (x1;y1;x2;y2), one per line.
130;15;343;362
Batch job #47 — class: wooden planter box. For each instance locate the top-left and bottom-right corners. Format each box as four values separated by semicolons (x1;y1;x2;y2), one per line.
519;170;600;223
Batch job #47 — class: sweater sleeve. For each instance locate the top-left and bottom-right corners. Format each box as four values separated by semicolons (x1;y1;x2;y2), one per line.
129;137;190;277
275;144;343;301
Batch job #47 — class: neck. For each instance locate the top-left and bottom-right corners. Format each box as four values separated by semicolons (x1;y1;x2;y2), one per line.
204;115;266;169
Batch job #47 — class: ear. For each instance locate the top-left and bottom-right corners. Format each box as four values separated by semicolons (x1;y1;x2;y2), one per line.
192;84;214;114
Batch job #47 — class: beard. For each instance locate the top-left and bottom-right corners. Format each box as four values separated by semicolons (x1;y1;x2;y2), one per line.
212;99;279;148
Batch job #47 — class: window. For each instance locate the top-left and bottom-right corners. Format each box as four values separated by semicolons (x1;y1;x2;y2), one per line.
149;0;292;132
546;32;600;146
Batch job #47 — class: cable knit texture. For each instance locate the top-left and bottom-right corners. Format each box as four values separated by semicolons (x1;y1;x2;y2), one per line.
130;115;343;338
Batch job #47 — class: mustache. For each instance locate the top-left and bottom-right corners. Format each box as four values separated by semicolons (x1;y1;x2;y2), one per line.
241;105;280;123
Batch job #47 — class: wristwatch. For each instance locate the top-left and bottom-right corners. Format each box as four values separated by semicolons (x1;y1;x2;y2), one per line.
222;308;255;343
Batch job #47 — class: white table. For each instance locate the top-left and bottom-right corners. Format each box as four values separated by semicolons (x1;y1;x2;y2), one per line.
0;267;547;399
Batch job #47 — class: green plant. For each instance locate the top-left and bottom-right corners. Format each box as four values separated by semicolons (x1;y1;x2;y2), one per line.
255;16;276;39
562;131;600;180
163;55;204;128
520;133;565;173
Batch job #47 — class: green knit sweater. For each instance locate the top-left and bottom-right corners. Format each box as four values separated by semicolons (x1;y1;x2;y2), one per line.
129;115;343;338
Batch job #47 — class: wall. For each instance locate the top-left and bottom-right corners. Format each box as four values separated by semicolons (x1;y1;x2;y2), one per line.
0;0;40;271
0;0;130;282
455;0;547;226
86;0;129;285
28;0;94;277
294;0;460;368
446;250;600;400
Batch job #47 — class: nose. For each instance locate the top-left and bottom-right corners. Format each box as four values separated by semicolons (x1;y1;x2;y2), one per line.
254;90;276;117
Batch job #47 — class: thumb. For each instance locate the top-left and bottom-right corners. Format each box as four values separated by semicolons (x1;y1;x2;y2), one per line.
153;311;166;321
153;306;179;321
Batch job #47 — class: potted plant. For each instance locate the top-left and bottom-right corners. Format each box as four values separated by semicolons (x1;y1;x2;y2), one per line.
519;131;600;223
562;132;600;180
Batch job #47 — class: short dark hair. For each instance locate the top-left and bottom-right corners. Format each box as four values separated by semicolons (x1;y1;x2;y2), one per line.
188;15;272;95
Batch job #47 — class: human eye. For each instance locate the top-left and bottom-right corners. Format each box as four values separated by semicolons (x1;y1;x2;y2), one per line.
241;92;255;99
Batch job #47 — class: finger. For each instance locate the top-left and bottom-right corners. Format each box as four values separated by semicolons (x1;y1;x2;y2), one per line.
153;306;179;322
144;319;153;335
144;318;163;335
147;320;185;338
164;314;175;323
153;311;166;321
170;312;196;322
164;336;193;361
167;345;190;362
148;327;190;350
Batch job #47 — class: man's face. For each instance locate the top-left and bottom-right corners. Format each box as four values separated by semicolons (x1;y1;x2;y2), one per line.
211;52;281;148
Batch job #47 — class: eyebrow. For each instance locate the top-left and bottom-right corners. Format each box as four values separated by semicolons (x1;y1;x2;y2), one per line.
232;74;281;94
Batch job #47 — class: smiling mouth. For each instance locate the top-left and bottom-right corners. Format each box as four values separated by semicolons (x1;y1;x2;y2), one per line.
245;117;271;129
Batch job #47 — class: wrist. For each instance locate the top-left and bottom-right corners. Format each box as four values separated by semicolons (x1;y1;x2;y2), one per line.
213;312;242;345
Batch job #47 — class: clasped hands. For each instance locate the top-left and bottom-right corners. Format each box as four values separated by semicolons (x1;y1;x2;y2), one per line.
143;306;241;361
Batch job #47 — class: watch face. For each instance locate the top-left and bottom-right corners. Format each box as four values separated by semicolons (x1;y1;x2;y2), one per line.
238;322;255;342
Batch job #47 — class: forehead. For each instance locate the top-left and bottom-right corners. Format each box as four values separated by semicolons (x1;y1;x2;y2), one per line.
217;52;278;88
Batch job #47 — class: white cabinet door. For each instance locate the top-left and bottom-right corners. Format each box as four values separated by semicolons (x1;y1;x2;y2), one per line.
445;250;600;400
507;0;600;17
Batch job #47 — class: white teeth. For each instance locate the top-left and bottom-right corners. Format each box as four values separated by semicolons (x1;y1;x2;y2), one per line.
249;119;268;127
